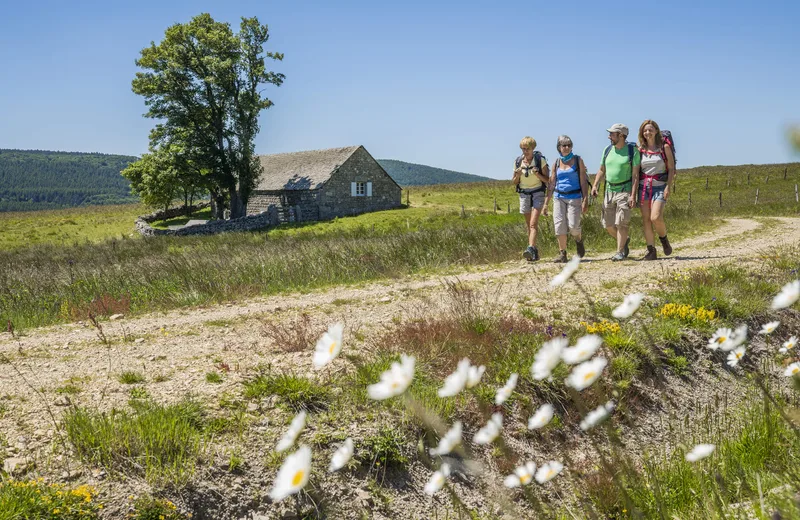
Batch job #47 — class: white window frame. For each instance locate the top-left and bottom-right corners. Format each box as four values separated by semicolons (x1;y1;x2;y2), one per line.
353;181;366;197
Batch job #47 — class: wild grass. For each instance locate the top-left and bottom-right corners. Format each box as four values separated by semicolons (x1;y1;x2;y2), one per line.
243;372;330;411
129;496;189;520
117;371;146;384
64;399;208;486
0;480;100;520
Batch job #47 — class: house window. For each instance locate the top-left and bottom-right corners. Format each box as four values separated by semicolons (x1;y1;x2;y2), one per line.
351;181;373;197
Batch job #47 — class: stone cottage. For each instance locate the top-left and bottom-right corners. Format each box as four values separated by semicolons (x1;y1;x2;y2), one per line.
246;145;402;221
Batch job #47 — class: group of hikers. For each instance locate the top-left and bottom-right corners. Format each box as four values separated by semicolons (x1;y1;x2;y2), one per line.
512;120;675;263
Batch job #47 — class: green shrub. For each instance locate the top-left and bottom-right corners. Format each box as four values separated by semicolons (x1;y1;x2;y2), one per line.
205;371;223;384
243;373;329;411
118;371;146;384
130;496;189;520
0;480;100;520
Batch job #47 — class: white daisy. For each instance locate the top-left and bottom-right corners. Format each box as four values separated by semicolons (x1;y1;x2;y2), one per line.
550;255;581;288
723;324;749;352
367;354;416;400
438;358;470;397
726;346;746;367
535;461;564;484
708;328;733;351
495;373;518;405
565;357;607;391
784;362;800;377
685;444;715;462
562;335;603;365
527;404;554;430
531;337;568;380
760;321;780;335
612;293;645;319
276;410;307;453
473;413;503;445
772;280;800;310
430;421;462;457
328;438;354;472
269;445;312;501
313;323;344;368
424;463;451;495
780;336;797;354
466;364;486;388
504;461;537;488
580;401;616;431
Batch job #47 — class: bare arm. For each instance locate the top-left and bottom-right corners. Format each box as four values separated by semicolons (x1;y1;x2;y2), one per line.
579;158;590;210
664;145;676;198
591;164;605;197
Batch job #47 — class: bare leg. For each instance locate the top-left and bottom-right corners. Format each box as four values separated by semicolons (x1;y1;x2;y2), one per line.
557;234;568;250
651;201;667;237
523;211;534;247
640;203;655;246
529;207;542;247
617;227;629;253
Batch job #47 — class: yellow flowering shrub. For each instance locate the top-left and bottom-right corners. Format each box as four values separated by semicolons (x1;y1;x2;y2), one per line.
581;320;621;335
659;303;716;323
128;496;190;520
0;479;99;519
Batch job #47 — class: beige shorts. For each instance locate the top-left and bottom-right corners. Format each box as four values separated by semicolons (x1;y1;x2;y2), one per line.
519;190;545;214
553;197;582;236
601;191;632;229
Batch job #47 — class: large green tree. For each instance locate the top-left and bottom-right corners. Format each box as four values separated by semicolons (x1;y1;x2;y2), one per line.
131;13;284;218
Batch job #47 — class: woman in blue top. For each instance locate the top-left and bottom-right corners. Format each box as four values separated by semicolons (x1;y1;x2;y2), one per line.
543;135;590;263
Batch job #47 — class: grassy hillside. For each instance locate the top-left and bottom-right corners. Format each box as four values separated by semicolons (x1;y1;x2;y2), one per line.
0;149;138;212
378;159;494;185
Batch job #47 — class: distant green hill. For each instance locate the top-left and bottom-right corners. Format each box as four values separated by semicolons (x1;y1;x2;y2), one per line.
0;149;138;212
378;159;494;186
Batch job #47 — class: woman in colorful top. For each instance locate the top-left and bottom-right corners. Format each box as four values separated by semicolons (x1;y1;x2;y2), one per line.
543;135;589;263
513;136;550;261
637;120;675;260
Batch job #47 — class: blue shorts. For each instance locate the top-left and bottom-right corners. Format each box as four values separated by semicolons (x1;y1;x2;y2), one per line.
639;182;666;203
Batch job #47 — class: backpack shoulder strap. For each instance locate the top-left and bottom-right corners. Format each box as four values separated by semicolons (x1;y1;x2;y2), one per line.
515;155;523;168
627;143;635;168
602;145;612;165
533;151;542;171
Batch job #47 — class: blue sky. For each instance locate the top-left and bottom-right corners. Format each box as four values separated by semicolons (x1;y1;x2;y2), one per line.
1;0;798;178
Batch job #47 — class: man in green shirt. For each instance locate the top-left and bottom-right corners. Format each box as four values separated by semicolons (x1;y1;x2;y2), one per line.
591;123;641;261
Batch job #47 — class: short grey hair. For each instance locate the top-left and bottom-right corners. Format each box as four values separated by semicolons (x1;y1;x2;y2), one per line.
556;135;573;152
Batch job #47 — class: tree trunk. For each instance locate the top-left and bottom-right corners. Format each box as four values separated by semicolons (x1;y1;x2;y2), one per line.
210;190;226;220
229;186;246;219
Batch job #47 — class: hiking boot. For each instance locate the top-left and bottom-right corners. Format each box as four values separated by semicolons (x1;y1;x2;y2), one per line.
622;237;631;258
576;239;585;258
523;246;539;262
611;252;625;262
659;235;673;256
554;250;568;263
643;245;658;261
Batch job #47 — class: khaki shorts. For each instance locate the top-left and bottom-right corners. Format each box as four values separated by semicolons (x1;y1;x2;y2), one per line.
553;197;582;236
601;191;632;229
519;190;545;214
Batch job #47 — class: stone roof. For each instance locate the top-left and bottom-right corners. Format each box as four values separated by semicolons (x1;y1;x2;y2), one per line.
255;146;362;191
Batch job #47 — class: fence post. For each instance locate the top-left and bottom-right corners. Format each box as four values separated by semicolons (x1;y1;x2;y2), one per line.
406;189;410;205
494;198;497;213
795;184;798;203
747;173;750;184
705;177;709;189
461;205;466;218
755;188;759;205
688;192;692;206
785;167;788;180
507;201;510;213
719;192;723;207
406;218;410;229
766;175;769;184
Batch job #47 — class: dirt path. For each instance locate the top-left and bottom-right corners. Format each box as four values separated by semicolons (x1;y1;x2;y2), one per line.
1;216;798;517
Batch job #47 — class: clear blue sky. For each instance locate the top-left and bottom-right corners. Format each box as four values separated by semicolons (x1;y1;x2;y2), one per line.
1;0;798;178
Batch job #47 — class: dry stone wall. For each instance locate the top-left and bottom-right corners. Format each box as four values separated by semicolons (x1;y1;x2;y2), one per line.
135;202;279;237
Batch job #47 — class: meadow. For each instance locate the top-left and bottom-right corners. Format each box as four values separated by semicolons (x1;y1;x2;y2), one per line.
0;163;798;330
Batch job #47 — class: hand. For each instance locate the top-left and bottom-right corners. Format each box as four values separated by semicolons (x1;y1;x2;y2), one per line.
581;201;589;215
591;186;598;198
628;194;635;208
663;185;671;201
542;206;549;217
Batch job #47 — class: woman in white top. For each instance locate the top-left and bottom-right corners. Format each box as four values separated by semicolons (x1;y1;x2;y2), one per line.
637;120;675;260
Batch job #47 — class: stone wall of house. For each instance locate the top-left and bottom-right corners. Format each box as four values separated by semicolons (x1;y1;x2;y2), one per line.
317;147;402;219
247;190;321;221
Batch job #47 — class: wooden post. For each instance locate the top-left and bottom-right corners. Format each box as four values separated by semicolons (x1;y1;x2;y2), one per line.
766;175;769;184
493;198;497;213
747;173;750;184
406;189;410;205
371;223;375;233
719;192;723;207
755;188;759;205
795;184;798;203
461;205;466;218
406;218;410;229
785;167;788;180
688;192;692;206
507;201;510;213
705;177;709;189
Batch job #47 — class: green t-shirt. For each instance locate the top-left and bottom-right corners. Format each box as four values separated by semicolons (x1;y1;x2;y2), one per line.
602;144;641;192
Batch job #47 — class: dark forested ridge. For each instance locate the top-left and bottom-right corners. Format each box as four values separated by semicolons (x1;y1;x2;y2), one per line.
378;159;494;186
0;149;138;212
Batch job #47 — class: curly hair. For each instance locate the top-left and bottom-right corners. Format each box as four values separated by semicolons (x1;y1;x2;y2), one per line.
638;120;663;149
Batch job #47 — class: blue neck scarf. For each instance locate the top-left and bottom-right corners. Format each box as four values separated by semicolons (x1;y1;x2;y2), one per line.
560;152;574;163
